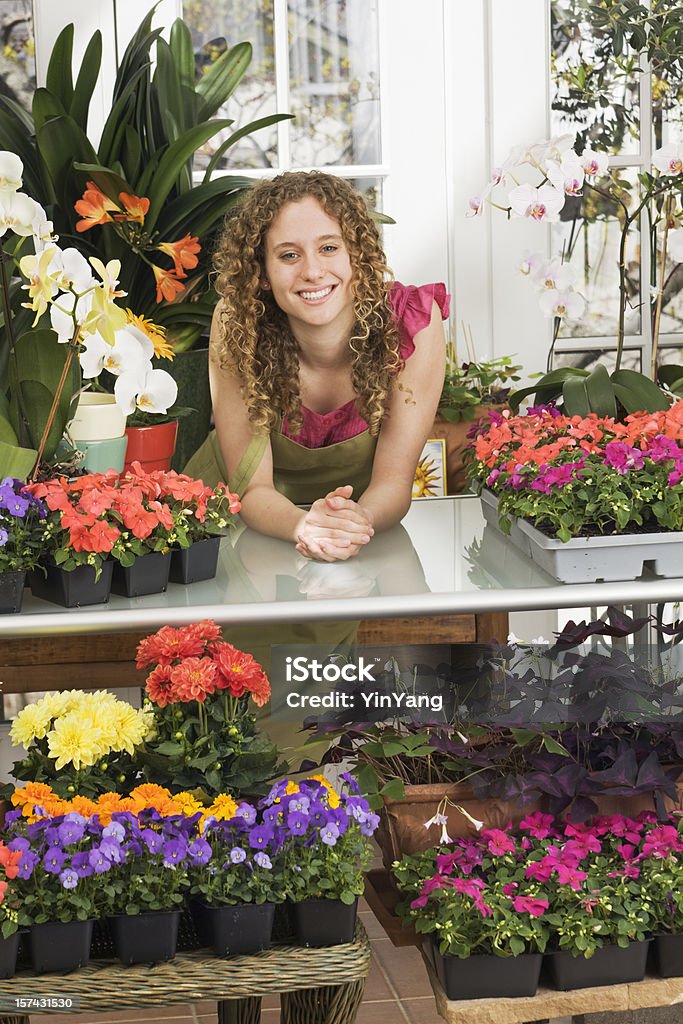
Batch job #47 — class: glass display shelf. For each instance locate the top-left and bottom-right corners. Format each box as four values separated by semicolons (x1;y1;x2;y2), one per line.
2;495;683;637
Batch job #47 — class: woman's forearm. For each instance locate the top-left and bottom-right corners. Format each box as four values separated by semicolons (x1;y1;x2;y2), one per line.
238;484;305;542
358;480;412;533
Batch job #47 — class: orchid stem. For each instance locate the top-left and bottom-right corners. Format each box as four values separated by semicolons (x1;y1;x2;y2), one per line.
30;332;81;481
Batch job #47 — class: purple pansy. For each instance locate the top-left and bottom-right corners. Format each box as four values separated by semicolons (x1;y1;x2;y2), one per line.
59;868;79;890
253;852;272;869
230;847;247;864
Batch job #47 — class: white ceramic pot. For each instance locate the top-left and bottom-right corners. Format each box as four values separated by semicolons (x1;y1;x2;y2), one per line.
67;393;127;441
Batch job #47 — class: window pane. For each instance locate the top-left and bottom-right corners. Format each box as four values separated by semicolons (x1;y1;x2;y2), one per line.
183;0;278;170
551;0;639;156
551;169;641;340
552;348;643;374
0;0;35;113
288;0;381;168
651;0;683;151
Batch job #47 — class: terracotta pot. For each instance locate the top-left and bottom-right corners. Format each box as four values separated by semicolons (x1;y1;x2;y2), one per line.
376;782;541;871
124;420;178;474
431;403;507;494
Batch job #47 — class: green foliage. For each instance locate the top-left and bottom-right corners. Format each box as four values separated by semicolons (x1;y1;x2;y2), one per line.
0;7;292;348
438;356;522;423
510;364;670;418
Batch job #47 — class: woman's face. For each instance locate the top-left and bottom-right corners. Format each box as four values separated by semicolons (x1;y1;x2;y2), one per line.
262;196;354;336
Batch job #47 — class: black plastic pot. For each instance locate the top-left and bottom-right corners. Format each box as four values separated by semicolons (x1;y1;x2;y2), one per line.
28;919;94;973
29;562;113;608
292;898;357;947
169;537;221;585
433;945;542;1000
652;933;683;978
108;909;181;964
0;570;26;614
111;551;172;598
192;900;275;956
547;940;649;991
0;932;19;979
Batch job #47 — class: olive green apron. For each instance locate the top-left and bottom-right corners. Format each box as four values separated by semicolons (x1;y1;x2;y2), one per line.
184;421;378;762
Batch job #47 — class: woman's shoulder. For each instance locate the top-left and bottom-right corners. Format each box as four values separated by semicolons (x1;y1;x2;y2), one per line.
388;282;450;360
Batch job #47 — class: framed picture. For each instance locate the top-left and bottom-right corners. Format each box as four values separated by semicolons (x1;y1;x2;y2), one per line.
412;439;447;498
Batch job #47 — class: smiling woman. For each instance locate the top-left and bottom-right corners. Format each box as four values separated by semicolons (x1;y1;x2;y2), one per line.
186;171;449;563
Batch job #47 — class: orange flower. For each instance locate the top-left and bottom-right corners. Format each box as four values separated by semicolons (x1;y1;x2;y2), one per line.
212;642;271;706
71;795;98;818
118;192;150;225
156;233;201;276
75;181;119;232
146;664;177;707
0;845;23;880
152;265;186;303
170;657;218;703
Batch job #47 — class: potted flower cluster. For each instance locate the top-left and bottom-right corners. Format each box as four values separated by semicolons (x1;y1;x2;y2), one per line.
0;478;47;613
5;774;378;967
393;811;683;998
136;620;283;797
120;463;241;585
7;690;153;799
467;401;683;581
308;609;683;868
26;465;240;605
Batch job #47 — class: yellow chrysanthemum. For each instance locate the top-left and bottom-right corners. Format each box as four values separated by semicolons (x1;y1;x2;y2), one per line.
40;691;82;719
107;704;152;754
207;793;238;821
126;309;175;360
47;716;100;771
9;702;53;747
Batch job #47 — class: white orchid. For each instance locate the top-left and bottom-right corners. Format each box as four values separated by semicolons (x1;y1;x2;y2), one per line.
531;256;576;292
519;250;546;278
539;287;586;320
0;152;23;193
653;143;683;177
19;245;61;324
669;228;683;263
49;289;94;343
546;151;585;196
579;148;608;178
508;182;566;222
80;325;153;380
51;247;95;294
466;195;485;218
527;132;576;170
0;190;45;238
114;366;178;416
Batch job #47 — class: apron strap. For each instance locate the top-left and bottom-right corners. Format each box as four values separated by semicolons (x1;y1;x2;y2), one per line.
230;432;268;496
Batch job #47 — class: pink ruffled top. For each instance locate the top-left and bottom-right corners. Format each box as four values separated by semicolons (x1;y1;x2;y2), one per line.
282;281;450;448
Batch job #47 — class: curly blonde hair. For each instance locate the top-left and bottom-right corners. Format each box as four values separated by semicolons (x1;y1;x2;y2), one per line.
213;171;401;436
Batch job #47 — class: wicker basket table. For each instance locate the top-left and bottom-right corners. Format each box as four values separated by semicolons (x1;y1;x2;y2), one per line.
0;921;370;1024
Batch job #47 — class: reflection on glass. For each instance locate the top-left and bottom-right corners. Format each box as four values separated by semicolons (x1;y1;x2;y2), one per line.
550;0;639;155
551;170;641;339
0;1;35;113
183;0;278;170
288;0;381;167
349;176;381;212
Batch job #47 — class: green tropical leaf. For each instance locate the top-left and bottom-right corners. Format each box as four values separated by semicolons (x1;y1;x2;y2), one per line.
0;108;41;198
121;125;143;184
32;88;67;136
35;115;99;212
584;363;618;418
169;18;196;91
8;330;80;460
508;367;588;412
70;31;102;131
658;363;683;388
154;39;185;141
610;368;669;413
203;114;293;180
0;413;18;446
562;375;591;416
196;42;252;121
156;174;253;237
143;120;234;231
45;24;74;112
98;64;149;169
0;439;37;480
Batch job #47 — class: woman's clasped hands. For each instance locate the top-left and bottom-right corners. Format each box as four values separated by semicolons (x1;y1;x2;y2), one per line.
295;484;374;561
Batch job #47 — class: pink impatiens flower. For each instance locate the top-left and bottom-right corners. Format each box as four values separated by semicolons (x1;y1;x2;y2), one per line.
512;895;549;917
